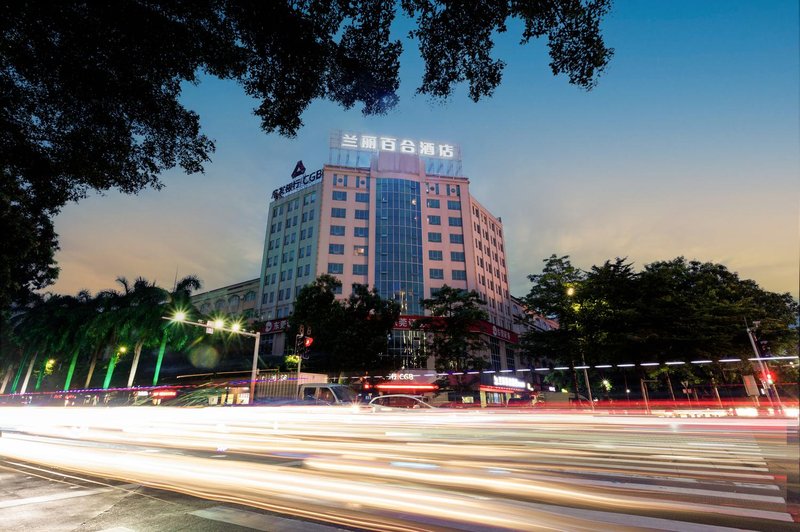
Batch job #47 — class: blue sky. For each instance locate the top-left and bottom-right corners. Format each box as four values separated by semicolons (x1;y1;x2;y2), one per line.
51;1;799;298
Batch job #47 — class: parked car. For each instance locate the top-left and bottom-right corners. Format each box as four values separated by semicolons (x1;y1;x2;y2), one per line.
368;394;435;411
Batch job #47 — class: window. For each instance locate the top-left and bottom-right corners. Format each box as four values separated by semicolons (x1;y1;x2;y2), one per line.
309;210;315;221
426;199;440;208
354;209;369;220
332;284;343;294
427;232;442;243
302;212;308;223
428;250;443;261
332;190;347;201
429;268;444;279
331;208;346;218
451;251;465;262
490;337;501;371
304;264;311;276
299;247;305;258
449;233;464;244
297;266;303;277
354;246;367;256
447;200;461;210
300;229;307;240
307;227;313;238
452;270;467;281
428;215;441;225
354;226;368;238
506;346;516;371
353;264;368;275
244;291;256;302
330;225;345;236
328;263;344;274
303;191;316;205
329;244;344;255
355;192;369;202
277;221;282;231
448;217;462;227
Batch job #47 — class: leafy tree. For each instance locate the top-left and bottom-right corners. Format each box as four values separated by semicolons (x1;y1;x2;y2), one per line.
520;254;585;367
288;274;343;369
521;254;798;396
416;285;489;373
290;275;400;376
332;284;400;375
1;1;614;307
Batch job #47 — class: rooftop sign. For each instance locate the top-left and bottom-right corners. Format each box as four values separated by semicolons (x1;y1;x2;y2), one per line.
271;168;322;200
329;130;463;176
338;131;456;158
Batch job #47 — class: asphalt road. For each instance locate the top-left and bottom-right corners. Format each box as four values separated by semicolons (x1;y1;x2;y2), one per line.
1;406;798;531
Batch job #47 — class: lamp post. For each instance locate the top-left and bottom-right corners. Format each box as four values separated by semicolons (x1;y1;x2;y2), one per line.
164;314;261;403
566;286;594;410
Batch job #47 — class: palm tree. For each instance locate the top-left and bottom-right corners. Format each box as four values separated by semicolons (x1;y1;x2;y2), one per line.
153;275;203;385
112;277;169;388
61;290;97;390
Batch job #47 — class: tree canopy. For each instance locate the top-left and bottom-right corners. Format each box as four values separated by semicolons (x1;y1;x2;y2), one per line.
521;255;798;393
1;1;614;308
289;275;400;376
416;285;489;372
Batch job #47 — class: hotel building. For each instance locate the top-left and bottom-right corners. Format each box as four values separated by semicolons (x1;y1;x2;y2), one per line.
254;131;521;374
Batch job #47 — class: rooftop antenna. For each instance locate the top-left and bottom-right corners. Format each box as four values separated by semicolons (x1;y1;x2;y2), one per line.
173;265;179;292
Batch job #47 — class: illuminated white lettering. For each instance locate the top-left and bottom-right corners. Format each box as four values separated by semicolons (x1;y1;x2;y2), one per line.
361;135;377;150
400;139;416;154
439;144;454;158
341;134;358;148
380;137;396;151
419;141;435;156
493;375;525;389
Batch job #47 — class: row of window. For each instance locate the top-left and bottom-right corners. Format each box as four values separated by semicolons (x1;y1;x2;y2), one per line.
427;232;463;244
427;215;462;226
333;174;369;189
332;190;370;202
328;244;368;256
428;250;465;262
271;192;317;220
330;225;369;237
426;183;461;197
425;199;461;210
327;263;367;275
331;208;369;219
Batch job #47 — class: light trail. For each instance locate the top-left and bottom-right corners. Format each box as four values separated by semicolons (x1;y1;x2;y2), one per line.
0;406;796;530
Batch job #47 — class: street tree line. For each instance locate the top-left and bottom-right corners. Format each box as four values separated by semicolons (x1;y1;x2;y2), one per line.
520;255;799;396
288;276;489;380
0;275;210;394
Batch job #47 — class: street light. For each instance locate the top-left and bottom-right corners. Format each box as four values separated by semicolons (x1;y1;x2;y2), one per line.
162;315;261;403
566;286;594;410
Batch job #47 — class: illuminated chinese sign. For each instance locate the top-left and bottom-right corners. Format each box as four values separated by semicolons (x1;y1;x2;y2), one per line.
339;131;456;158
492;375;526;389
271;168;323;200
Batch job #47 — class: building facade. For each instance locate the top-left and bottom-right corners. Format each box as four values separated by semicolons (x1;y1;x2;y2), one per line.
191;278;260;320
254;131;521;374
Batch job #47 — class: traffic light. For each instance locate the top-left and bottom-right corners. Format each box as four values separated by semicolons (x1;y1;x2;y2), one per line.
764;371;774;385
304;336;314;348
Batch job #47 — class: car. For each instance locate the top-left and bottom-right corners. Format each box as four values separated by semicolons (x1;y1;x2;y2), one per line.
368;394;435;411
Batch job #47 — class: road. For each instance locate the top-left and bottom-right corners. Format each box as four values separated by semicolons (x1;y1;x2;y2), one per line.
1;406;798;531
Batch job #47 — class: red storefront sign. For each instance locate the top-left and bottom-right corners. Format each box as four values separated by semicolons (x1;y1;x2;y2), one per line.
392;315;518;344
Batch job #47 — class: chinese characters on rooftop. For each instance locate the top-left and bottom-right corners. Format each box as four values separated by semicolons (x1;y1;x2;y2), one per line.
340;133;455;158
